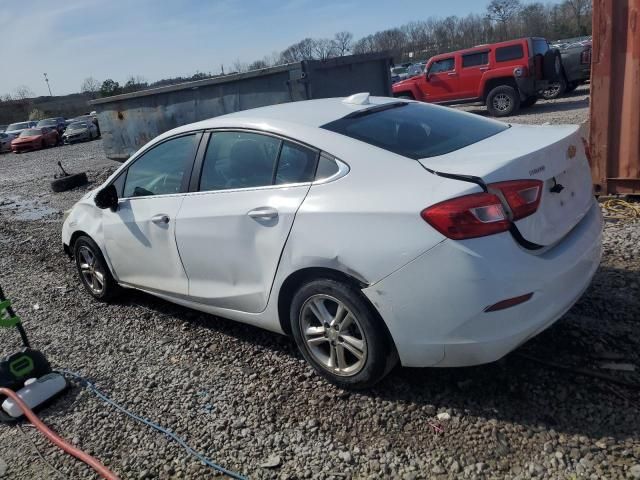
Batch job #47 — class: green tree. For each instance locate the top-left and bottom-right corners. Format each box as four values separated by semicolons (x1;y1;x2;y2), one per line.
100;79;121;97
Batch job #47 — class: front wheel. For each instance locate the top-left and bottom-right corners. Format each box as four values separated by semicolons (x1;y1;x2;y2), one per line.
73;236;120;301
486;85;520;117
290;278;397;389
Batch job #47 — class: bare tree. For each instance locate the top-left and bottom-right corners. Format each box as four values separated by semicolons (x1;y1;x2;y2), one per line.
232;59;248;73
280;38;317;63
313;38;337;60
14;85;34;100
248;59;269;70
487;0;521;40
333;31;353;56
566;0;591;35
81;77;101;97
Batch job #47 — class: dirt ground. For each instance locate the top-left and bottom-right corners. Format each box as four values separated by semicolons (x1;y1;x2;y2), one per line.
0;89;639;480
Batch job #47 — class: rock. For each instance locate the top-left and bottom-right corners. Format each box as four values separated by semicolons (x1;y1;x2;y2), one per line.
338;451;353;464
260;455;282;469
629;464;640;479
450;460;461;474
436;412;451;421
431;465;445;474
0;459;6;478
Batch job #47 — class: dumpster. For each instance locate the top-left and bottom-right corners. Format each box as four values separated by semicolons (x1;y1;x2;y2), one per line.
89;53;393;160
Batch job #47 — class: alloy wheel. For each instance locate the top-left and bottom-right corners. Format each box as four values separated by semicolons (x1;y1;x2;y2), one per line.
78;245;106;295
299;294;368;376
493;93;511;112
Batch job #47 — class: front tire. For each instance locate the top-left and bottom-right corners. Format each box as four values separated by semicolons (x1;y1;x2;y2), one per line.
486;85;520;117
73;236;120;302
290;278;396;389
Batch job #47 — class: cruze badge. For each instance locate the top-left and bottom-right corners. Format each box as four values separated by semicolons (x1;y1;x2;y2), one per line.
529;165;545;176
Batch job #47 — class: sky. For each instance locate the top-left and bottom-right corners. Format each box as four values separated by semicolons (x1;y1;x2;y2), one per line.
0;0;562;97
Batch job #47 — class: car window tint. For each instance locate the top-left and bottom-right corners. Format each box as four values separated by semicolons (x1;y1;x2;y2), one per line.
429;58;455;74
495;44;524;62
315;155;340;180
275;142;318;185
322;102;508;160
123;134;197;198
200;131;281;191
462;51;489;67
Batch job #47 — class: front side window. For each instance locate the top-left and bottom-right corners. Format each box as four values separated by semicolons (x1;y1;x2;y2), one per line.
199;131;281;191
123;134;198;198
495;44;524;62
322;102;509;160
428;58;455;74
462;51;489;68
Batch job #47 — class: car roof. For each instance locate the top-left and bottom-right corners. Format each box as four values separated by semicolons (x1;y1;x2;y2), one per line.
173;96;402;132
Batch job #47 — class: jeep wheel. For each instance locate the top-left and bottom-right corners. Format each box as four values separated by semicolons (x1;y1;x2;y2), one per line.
541;78;566;100
486;85;520;117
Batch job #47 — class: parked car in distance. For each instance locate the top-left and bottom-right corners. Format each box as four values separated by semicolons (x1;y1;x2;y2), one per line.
390;66;409;84
392;37;562;116
0;132;14;153
0;125;7;133
63;93;602;389
63;121;98;144
4;121;38;138
542;40;591;99
37;117;67;138
11;127;59;153
70;114;100;138
407;62;426;78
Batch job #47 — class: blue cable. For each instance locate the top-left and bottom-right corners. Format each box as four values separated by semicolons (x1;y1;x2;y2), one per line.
56;369;248;480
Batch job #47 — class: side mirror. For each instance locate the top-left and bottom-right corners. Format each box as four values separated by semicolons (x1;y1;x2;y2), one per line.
94;184;118;210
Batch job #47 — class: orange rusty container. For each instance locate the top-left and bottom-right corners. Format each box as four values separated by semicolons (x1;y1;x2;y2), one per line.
590;0;640;195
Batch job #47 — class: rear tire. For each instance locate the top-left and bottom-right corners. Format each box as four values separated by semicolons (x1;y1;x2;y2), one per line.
73;236;120;302
541;77;567;100
290;278;397;389
51;172;88;192
486;85;520;117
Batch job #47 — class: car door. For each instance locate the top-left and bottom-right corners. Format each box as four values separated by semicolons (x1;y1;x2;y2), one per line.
102;132;201;296
424;57;458;102
175;130;318;313
459;50;489;99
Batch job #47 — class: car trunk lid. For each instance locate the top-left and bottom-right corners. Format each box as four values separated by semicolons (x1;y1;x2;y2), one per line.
418;123;594;247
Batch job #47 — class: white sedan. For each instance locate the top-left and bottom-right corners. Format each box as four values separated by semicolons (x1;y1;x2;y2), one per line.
62;94;602;389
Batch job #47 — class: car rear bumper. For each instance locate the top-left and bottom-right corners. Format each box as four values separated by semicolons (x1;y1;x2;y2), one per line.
363;199;603;368
516;76;549;98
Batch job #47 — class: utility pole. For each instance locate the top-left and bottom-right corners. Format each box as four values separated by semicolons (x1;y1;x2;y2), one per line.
43;73;52;96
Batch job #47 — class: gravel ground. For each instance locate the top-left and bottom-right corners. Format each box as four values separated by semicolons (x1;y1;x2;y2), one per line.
0;92;639;480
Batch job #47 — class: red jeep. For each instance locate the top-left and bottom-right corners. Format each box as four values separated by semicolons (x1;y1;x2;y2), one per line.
392;37;561;117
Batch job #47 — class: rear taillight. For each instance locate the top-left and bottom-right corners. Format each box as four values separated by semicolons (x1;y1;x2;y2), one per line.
421;193;510;240
489;179;542;220
421;180;542;240
580;48;591;64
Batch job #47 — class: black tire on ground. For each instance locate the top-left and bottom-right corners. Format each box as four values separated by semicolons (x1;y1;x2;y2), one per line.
73;235;120;302
521;96;538;108
486;85;520;117
541;77;567;100
543;49;562;81
290;278;397;389
51;172;88;192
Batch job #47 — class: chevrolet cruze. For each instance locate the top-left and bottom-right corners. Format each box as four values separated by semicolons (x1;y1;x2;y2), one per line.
62;94;602;388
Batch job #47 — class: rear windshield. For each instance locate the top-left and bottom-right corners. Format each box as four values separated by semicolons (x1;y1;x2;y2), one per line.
321;102;508;159
7;123;29;131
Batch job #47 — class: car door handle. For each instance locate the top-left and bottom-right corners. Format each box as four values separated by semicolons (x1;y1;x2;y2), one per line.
447;72;457;76
151;214;170;225
247;207;278;220
479;67;489;71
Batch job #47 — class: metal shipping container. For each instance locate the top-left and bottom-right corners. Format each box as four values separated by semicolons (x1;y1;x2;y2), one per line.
590;0;640;195
90;53;393;160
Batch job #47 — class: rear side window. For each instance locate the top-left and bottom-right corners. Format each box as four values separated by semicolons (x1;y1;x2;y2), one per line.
275;142;318;185
462;51;489;68
321;103;509;160
428;58;455;74
495;44;524;62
